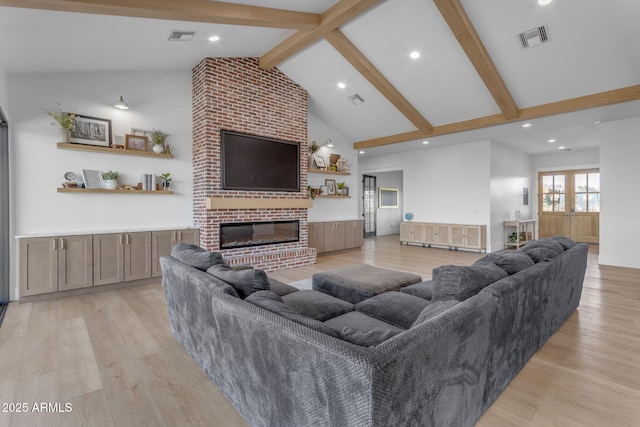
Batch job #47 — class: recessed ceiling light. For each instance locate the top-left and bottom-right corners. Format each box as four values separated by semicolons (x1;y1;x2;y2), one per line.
422;140;430;145
522;123;532;128
337;82;346;89
359;150;366;154
594;121;601;124
558;146;566;150
538;0;553;5
209;35;220;42
548;139;556;143
410;51;421;59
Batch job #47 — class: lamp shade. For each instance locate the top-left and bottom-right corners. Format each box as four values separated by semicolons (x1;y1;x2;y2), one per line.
114;96;129;110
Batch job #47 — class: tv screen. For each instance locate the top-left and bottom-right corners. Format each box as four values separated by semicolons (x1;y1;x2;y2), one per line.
221;130;300;192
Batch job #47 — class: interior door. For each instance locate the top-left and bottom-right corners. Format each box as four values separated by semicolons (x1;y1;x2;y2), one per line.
1;108;9;314
363;175;376;238
539;169;599;243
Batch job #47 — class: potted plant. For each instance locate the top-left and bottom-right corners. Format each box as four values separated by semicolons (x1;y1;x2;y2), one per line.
160;172;172;191
44;103;76;143
336;182;347;196
151;129;170;153
102;170;119;190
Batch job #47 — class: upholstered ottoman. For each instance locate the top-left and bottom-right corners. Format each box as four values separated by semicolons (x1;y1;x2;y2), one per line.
312;264;422;304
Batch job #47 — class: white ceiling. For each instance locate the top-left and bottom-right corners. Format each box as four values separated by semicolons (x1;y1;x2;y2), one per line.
1;0;639;158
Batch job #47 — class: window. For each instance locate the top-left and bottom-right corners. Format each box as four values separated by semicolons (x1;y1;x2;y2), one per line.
574;172;600;213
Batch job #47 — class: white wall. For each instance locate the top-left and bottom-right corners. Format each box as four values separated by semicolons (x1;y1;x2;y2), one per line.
0;67;7;112
532;149;599;171
489;142;532;251
359;141;492;238
8;70;194;299
598;117;640;268
308;113;359;221
366;170;403;236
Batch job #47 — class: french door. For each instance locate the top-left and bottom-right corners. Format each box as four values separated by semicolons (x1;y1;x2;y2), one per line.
538;169;600;243
362;175;376;238
1;107;9;310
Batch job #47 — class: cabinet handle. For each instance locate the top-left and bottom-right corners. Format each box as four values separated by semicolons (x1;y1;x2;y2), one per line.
51;238;57;250
172;231;177;241
178;231;182;241
126;234;130;245
60;238;65;250
119;234;124;245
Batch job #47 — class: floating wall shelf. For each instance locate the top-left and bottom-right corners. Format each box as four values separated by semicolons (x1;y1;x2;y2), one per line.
57;188;173;194
308;168;350;176
57;143;174;159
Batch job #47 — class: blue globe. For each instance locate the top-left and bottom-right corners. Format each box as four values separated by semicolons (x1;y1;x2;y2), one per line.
405;212;414;221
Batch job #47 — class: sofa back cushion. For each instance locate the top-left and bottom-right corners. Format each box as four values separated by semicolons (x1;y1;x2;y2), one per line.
207;264;270;299
339;327;400;347
433;263;508;302
475;251;534;275
522;246;558;263
171;244;227;271
411;300;460;327
517;238;564;255
551;235;577;250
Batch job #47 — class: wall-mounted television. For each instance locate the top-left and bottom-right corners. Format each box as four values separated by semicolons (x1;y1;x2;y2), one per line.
221;130;300;192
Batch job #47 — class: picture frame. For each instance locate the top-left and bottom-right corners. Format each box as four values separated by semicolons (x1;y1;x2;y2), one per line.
81;169;104;189
70;115;112;147
325;179;336;195
125;134;148;151
313;155;326;169
131;128;155;152
379;187;399;208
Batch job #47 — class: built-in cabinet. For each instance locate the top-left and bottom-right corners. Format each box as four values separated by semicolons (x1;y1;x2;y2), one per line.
19;227;199;298
400;222;486;252
309;220;363;254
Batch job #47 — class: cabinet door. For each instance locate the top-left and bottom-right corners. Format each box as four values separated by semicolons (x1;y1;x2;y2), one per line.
58;235;93;291
93;233;125;286
464;225;486;249
400;223;412;242
344;221;356;249
124;231;152;281
19;237;58;297
151;230;176;278
308;222;324;253
423;223;437;244
179;229;200;246
436;224;452;245
352;220;364;248
401;222;424;243
450;225;466;247
334;221;346;251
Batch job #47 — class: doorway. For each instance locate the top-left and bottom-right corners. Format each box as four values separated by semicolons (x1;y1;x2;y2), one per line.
538;169;600;243
362;175;376;238
0;107;8;323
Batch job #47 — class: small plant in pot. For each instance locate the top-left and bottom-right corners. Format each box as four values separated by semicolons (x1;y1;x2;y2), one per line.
160;173;172;191
43;103;76;143
102;170;119;190
151;129;169;153
336;182;347;196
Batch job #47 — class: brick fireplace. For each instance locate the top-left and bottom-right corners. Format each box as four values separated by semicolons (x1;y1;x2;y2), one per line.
192;57;317;271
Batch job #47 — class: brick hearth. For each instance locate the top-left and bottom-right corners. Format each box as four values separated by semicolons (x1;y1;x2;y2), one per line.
192;57;316;271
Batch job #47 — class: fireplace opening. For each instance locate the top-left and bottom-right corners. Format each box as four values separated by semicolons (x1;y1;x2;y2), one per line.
220;220;300;249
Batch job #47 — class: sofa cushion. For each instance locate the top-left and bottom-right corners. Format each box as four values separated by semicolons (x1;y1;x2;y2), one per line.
339;327;400;347
551;235;577;250
474;252;534;275
323;311;405;335
282;290;353;321
355;291;431;329
400;280;435;300
207;264;270;299
245;291;339;337
268;278;299;297
171;244;227;271
432;263;508;302
523;246;557;263
411;300;460;327
518;238;564;255
431;266;441;281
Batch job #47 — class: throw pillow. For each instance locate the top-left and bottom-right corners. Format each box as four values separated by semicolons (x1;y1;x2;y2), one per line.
518;239;564;255
246;291;339;337
474;251;534;275
207;264;270;299
523;247;557;263
411;300;460;327
432;263;508;302
551;235;577;250
171;244;227;271
339;327;399;347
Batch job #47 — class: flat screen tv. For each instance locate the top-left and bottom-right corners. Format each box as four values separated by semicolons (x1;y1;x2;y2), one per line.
221;130;300;192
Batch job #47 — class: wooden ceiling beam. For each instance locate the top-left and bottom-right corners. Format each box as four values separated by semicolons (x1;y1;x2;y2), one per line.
259;0;383;70
433;0;520;120
353;85;640;149
0;0;320;30
325;29;433;133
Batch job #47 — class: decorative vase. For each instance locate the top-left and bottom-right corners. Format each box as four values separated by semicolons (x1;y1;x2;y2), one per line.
104;180;118;190
153;144;165;154
60;128;70;143
515;210;522;220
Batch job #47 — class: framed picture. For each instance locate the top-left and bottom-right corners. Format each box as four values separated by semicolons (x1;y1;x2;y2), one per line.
81;169;104;189
313;155;326;169
379;187;399;208
125;134;148;151
70;115;112;147
325;179;336;195
131;128;155;151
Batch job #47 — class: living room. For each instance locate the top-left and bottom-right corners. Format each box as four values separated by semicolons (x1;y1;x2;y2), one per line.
1;1;640;426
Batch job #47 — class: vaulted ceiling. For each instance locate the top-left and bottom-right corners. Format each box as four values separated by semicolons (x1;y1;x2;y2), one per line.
1;0;639;157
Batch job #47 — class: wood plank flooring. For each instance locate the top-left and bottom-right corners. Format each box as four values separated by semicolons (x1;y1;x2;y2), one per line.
0;235;638;426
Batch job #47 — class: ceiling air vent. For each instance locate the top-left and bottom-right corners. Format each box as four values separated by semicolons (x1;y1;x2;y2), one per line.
168;31;195;41
519;25;549;48
347;94;365;105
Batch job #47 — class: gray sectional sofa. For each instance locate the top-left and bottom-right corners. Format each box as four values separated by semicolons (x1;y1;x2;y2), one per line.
161;236;588;427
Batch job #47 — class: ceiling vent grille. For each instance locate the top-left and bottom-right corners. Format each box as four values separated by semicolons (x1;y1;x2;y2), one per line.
168;31;195;41
519;25;549;48
347;94;365;105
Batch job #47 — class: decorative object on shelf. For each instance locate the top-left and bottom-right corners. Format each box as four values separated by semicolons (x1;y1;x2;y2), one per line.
165;144;172;155
308;140;320;155
330;153;340;168
320;185;328;195
102;170;119;190
515;210;522;220
313;154;326;169
62;171;78;188
44;103;76;143
379;187;399;208
71;114;112;147
151;129;169;154
336;158;350;173
81;169;104;189
160;173;172;191
114;96;129;110
336;182;347;196
405;212;414;221
325;179;336;195
307;185;316;200
125;134;148;151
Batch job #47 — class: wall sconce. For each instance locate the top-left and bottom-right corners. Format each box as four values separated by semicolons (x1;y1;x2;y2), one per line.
324;138;334;148
114;96;129;110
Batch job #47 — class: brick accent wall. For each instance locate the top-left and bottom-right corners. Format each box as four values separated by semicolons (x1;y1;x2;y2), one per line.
192;58;316;271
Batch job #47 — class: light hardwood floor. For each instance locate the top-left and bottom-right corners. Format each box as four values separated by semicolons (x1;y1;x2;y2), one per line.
0;235;639;426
